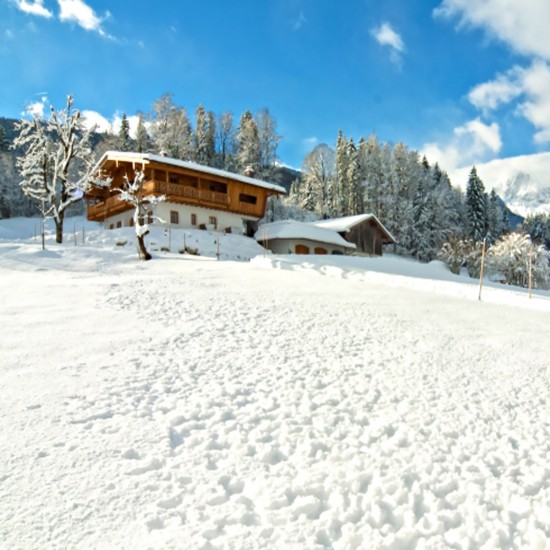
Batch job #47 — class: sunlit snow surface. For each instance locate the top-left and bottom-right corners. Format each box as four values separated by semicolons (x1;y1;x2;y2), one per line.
1;218;549;549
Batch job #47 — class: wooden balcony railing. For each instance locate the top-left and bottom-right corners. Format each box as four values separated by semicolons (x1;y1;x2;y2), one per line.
143;180;230;206
87;194;129;221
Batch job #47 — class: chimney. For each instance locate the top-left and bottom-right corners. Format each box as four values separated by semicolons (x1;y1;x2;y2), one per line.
159;149;168;157
243;165;255;178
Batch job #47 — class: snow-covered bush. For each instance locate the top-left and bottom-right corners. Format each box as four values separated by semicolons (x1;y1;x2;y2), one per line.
439;238;486;278
487;232;550;289
438;239;469;275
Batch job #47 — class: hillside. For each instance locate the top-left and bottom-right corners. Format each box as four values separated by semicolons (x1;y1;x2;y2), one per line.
1;217;549;549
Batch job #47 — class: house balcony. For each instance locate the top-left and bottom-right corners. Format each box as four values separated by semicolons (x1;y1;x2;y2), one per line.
87;194;130;221
86;179;263;222
143;180;230;207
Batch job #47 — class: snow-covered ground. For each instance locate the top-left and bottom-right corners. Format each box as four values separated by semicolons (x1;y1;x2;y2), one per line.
1;217;549;549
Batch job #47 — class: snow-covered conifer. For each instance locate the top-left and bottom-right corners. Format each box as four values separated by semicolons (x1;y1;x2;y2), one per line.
237;110;260;174
346;138;363;215
256;108;280;181
0;126;9;152
301;143;335;217
150;94;194;160
117;113;132;152
465;166;488;242
334;130;348;217
194;104;213;166
216;112;236;171
135;113;151;153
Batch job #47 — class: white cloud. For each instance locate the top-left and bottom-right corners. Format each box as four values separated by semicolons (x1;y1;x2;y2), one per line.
518;61;550;144
57;0;107;36
434;0;550;61
23;97;48;118
82;110;141;138
422;118;502;173
371;22;404;66
13;0;53;18
82;110;111;133
111;113;140;138
468;72;523;113
5;29;15;39
468;61;550;145
371;22;404;52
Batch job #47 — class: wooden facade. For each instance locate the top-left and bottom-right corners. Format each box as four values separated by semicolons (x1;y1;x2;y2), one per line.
346;219;392;255
311;214;395;256
86;152;286;230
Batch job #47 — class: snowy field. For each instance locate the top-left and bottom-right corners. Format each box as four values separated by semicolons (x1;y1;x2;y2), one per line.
1;217;550;549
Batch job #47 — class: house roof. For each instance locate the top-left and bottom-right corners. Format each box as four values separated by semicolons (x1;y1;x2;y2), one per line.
254;220;356;249
92;151;287;194
310;213;396;243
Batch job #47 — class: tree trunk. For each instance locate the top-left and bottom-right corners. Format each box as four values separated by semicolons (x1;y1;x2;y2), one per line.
55;214;64;244
137;233;152;261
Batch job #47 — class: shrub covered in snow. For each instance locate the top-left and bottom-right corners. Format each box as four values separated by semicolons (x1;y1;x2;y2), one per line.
487;232;550;289
438;238;483;277
438;239;469;275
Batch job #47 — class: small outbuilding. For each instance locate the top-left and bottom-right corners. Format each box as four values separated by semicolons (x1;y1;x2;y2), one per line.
255;220;356;255
310;213;395;256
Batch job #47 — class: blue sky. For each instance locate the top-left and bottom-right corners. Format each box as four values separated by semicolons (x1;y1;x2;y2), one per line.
2;0;550;182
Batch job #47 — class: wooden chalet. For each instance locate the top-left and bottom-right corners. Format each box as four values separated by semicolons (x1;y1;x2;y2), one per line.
86;151;286;235
310;214;395;256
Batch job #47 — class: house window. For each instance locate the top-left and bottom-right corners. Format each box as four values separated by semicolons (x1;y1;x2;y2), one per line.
239;193;257;205
208;182;227;193
295;244;309;254
116;221;122;228
147;212;153;224
209;216;217;227
169;173;180;184
170;210;179;224
129;218;134;227
109;224;114;230
191;213;197;226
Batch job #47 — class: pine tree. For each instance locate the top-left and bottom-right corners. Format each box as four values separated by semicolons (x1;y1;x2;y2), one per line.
194;104;209;165
301;143;335;217
237;110;260;174
334;130;348;217
135;113;151;153
411;168;437;261
465;166;488;242
487;189;502;244
346;137;362;215
150;94;194;160
117;113;132;151
216;112;236;171
14;95;94;243
0;126;9;152
206;111;216;167
256;108;280;181
358;134;384;217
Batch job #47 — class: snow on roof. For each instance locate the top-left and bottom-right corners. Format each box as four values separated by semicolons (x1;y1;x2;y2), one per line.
310;213;396;243
94;151;287;194
254;220;356;249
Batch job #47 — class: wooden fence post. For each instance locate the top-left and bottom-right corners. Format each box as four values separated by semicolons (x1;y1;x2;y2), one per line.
478;238;486;301
528;246;533;299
